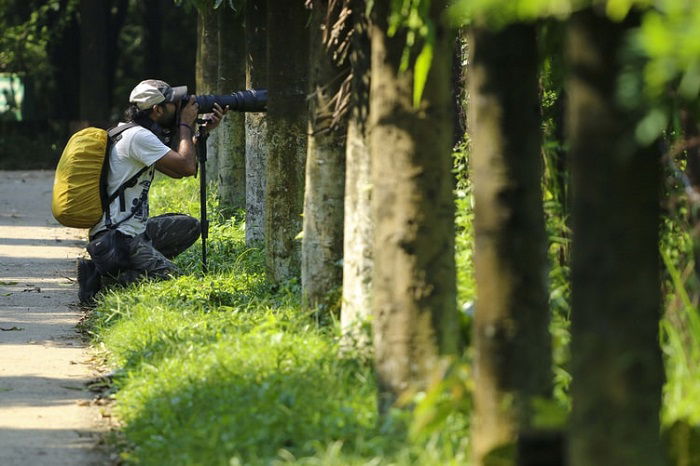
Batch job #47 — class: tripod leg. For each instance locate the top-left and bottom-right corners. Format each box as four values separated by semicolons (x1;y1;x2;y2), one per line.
197;129;210;274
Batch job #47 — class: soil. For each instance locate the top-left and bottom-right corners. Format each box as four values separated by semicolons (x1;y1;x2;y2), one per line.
0;170;107;466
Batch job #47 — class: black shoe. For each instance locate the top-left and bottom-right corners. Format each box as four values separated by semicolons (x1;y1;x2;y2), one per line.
78;259;102;305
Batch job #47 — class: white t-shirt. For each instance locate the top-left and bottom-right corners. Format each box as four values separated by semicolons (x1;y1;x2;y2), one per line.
89;123;170;238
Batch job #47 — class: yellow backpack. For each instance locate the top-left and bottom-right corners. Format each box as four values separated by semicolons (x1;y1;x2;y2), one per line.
52;123;139;228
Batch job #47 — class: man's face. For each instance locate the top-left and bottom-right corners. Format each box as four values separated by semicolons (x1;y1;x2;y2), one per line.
156;102;177;128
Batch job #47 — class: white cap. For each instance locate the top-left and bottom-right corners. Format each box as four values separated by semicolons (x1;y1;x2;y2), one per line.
129;79;188;110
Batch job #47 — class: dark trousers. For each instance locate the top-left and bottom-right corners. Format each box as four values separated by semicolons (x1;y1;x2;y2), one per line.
90;213;200;285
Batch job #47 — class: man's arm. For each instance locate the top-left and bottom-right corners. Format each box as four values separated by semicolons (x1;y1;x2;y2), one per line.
155;101;228;179
155;97;199;178
155;127;197;178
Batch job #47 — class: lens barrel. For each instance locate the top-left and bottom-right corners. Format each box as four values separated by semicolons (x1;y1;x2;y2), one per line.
190;89;267;113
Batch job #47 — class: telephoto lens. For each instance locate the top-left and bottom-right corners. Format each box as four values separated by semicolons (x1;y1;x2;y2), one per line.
191;89;267;114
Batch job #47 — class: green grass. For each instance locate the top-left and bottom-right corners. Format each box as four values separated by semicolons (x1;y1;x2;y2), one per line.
87;175;471;466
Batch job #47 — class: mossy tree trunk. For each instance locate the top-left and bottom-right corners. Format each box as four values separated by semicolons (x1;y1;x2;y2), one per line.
196;5;220;175
369;0;458;412
567;9;664;466
217;6;246;216
341;0;373;346
245;0;268;247
301;1;348;311
468;24;551;465
264;0;310;283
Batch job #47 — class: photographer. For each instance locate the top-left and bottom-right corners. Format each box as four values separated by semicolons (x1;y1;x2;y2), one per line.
78;79;228;304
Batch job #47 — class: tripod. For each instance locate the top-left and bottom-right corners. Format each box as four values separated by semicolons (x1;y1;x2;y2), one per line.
195;122;210;274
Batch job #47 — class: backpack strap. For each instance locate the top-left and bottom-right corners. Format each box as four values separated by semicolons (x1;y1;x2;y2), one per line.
100;122;145;229
105;176;151;230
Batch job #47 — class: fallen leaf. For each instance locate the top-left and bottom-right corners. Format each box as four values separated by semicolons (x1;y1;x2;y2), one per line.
0;281;17;286
60;385;84;391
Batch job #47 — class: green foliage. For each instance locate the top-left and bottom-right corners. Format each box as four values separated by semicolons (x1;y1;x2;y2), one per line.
449;0;654;27
453;139;476;315
644;127;700;460
0;0;77;74
451;0;577;27
659;198;700;427
450;0;700;147
636;2;700;100
387;0;435;107
539;56;573;409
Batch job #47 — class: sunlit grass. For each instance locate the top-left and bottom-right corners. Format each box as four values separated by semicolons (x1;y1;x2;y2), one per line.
87;176;471;466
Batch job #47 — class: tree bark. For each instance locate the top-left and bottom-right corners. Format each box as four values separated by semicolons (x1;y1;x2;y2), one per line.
341;0;373;346
468;24;551;465
301;1;348;311
245;0;268;246
196;6;220;177
143;0;164;78
264;0;310;283
217;6;246;216
46;2;80;121
567;10;664;466
370;0;458;412
79;0;110;124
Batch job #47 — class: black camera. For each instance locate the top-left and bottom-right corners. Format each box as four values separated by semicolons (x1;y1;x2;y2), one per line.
184;89;267;113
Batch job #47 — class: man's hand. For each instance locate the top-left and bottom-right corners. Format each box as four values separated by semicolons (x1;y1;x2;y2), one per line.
202;103;229;131
180;96;199;127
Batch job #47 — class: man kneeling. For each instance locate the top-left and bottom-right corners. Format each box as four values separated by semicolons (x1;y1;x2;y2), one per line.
78;79;227;304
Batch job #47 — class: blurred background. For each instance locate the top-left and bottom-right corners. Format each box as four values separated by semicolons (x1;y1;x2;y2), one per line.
0;0;196;168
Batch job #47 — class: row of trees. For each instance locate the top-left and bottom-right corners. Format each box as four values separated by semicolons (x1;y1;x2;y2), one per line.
199;0;698;464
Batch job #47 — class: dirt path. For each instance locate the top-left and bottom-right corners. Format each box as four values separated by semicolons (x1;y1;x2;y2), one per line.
0;170;106;466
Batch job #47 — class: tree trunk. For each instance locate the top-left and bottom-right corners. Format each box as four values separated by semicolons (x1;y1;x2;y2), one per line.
217;6;246;216
46;2;80;120
264;0;310;283
341;0;373;346
196;6;220;176
143;0;164;78
245;0;268;247
106;0;128;113
301;1;348;311
370;0;458;412
79;0;110;125
567;10;664;466
468;24;551;465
